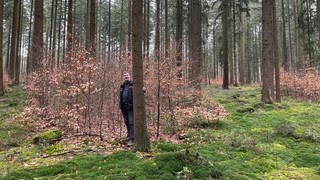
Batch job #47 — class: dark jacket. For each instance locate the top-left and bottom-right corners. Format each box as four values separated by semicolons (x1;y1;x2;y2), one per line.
120;81;133;111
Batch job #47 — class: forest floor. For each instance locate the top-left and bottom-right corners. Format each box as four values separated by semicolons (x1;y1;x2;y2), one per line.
1;86;320;179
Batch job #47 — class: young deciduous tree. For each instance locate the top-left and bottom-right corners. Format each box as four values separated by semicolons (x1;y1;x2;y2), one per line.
132;0;150;152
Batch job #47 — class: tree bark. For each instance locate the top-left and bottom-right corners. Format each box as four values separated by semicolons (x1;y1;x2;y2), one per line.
262;0;274;104
89;0;96;56
318;0;320;42
273;2;281;102
30;0;44;71
222;0;229;89
14;0;22;84
108;0;111;61
66;0;73;54
128;0;132;52
165;0;169;57
190;0;202;90
27;0;34;75
9;0;19;81
155;0;160;59
239;6;246;85
176;0;183;77
132;0;150;152
281;0;289;71
0;0;4;95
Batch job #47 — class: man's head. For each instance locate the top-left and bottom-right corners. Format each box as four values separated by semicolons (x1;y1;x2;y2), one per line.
123;72;131;82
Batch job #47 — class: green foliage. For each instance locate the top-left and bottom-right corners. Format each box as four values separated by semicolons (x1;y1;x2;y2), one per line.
33;130;62;145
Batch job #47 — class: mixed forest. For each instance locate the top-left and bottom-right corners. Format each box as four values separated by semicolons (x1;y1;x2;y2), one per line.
0;0;320;179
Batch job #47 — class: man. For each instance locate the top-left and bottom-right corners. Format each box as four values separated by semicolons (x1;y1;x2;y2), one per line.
120;72;134;146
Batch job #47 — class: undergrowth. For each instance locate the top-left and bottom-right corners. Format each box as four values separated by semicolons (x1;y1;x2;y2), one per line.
1;85;320;179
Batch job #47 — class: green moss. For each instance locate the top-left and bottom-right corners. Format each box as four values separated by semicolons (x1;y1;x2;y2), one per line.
154;152;185;173
154;142;179;152
44;144;64;155
263;167;320;179
33;130;62;145
0;86;27;150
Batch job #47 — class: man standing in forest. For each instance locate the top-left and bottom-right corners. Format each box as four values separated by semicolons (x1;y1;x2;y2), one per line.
120;72;134;146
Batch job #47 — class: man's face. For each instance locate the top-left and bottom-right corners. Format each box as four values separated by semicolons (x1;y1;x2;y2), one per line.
124;73;130;82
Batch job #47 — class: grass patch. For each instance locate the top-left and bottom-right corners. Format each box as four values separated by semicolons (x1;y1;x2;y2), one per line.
0;86;27;150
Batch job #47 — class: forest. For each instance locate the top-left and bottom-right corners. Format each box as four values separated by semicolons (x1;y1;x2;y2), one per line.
0;0;320;179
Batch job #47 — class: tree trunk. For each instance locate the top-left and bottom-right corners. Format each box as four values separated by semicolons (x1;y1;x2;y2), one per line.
128;0;132;52
146;0;150;58
318;0;320;42
132;0;150;152
273;2;281;102
222;0;229;89
239;7;246;85
281;0;289;71
120;0;125;55
165;0;169;57
155;0;161;137
232;0;238;86
176;0;183;77
30;0;44;71
155;0;160;58
108;0;111;61
306;0;312;65
89;0;96;56
66;0;73;54
57;0;62;67
190;0;202;90
0;0;4;95
262;0;274;104
14;0;22;84
229;8;234;86
9;0;19;81
27;0;34;75
51;0;58;69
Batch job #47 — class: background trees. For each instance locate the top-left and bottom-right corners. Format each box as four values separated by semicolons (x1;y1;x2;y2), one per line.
1;0;320;87
2;0;320;150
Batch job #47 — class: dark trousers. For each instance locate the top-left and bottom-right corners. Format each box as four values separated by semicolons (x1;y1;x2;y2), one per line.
121;109;134;141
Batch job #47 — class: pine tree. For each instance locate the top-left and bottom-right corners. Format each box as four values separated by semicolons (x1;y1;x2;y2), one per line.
132;0;150;152
262;0;275;104
30;0;44;71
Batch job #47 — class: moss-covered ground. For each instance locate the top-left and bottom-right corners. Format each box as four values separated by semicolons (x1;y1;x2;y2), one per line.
1;86;320;179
